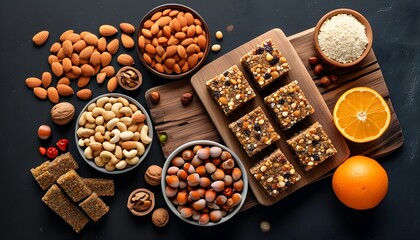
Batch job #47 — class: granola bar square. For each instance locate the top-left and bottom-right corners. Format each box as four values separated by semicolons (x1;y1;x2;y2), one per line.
241;38;290;89
57;170;92;202
286;122;337;171
264;80;315;130
83;178;115;197
229;106;280;157
206;65;256;116
79;192;109;222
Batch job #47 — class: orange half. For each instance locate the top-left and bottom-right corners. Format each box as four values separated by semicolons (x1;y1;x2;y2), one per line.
333;87;391;143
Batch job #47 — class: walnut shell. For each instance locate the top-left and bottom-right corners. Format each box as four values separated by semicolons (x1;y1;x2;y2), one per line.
145;165;162;186
51;102;75;125
152;208;169;227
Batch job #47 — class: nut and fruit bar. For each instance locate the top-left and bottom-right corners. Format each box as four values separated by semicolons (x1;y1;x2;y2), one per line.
206;65;256;116
83;178;115;197
35;171;56;190
48;152;79;178
286;122;337;171
241;38;290;89
57;170;92;202
79;192;109;222
264;80;315;130
30;160;51;178
42;184;90;233
250;149;301;196
229;106;280;157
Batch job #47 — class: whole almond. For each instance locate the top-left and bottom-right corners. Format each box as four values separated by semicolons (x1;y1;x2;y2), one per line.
84;33;98;46
57;84;74;96
164;58;176;69
41;72;52;88
187;25;196;38
143;53;152;65
59;30;74;42
151;23;159;36
155;63;164;73
145;44;156;55
89;51;101;66
62;58;72;72
117;54;134;65
81;64;95;76
141;28;153;39
196;25;203;35
100;66;115;77
157;16;171;27
173;64;181;74
66;33;81;43
34;87;48;100
93;64;101;75
151;11;163;21
181;38;193;47
96;72;106;84
181;62;189;73
57;77;71;85
107;77;118;92
72;40;87;53
71;65;81;76
50;42;61;53
65;71;78;80
99;24;118;37
120;23;135;34
97;37;107;52
143;20;154;29
121;33;134;49
51;62;64;77
171;18;182;32
79;46;94;59
107;39;119;55
188;54;199;68
138;35;146;49
101;52;112;67
32;30;49;46
62;40;73;57
184;12;194;25
48;55;59;64
178;16;188;28
186;44;197;55
80;31;91;39
56;48;66;60
25;77;42;88
165;45;177;57
177;45;187;59
157;37;168;45
77;76;90;88
47;87;60;103
162;26;171;38
197;35;207;50
76;89;92;100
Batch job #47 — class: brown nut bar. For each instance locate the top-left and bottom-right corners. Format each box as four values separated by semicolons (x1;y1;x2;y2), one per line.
42;184;90;233
48;152;79;179
31;161;55;190
286;122;337;171
57;170;92;202
83;178;115;197
264;80;315;130
241;38;290;89
79;192;109;222
250;149;301;196
206;65;256;116
30;160;50;178
229;106;280;157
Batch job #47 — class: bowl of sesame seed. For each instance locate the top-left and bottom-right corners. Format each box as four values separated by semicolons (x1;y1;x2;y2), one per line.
313;9;373;67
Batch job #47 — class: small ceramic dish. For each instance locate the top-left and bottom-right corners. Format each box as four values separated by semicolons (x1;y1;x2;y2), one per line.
75;93;153;174
136;3;210;79
127;188;155;216
116;66;143;91
313;8;373;67
161;140;248;226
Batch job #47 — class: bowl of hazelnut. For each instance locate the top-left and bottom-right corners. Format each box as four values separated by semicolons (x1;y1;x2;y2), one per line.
161;140;248;226
136;3;210;79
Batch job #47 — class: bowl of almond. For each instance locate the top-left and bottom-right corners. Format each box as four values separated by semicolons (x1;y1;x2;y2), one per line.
136;4;210;79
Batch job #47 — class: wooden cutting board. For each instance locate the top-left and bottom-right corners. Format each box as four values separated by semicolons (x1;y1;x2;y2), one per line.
145;28;403;209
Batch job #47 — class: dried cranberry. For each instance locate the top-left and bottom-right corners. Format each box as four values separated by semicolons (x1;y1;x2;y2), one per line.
264;44;273;53
269;56;279;65
255;47;264;54
254;123;261;131
264;73;271;79
56;138;69;152
47;147;59;159
312;154;320;161
39;147;47;156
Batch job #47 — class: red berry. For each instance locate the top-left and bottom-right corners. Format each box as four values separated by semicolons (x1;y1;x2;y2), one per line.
39;147;47;156
46;147;59;159
56;138;69;152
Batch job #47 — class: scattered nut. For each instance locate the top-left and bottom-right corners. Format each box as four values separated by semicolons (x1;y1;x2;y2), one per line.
149;91;161;104
319;76;331;86
211;44;221;52
51;102;75;125
314;63;324;75
215;31;223;40
260;221;271;232
152;208;169;227
181;92;193;105
145;165;163;186
308;56;319;65
329;74;339;82
127;188;155;216
117;66;142;90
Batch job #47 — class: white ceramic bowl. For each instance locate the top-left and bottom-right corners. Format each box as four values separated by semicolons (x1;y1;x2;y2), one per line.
161;140;248;226
75;93;153;174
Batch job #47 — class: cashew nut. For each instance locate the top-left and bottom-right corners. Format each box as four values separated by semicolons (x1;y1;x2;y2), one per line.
106;118;119;130
126;156;140;165
109;97;117;104
117;97;129;106
140;125;152;145
78;112;87;126
87;102;96;111
115;160;127;170
129;103;138;112
115;145;123;159
123;149;138;158
95;125;105;134
104;102;112;111
135;142;145;156
111;102;123;115
102;141;116;151
96;97;110;108
84;146;94;159
105;162;116;171
85;112;95;123
85;122;96;129
100;151;117;164
120;131;134;141
94;156;105;167
128;124;138;132
103;111;116;121
132;132;141;141
110;129;121;144
77;128;95;138
78;138;86;147
89;142;102;151
119;106;133;117
115;122;127;132
120;116;132;126
92;107;105;117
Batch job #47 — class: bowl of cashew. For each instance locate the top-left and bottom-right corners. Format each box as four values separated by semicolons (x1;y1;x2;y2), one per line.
75;93;153;174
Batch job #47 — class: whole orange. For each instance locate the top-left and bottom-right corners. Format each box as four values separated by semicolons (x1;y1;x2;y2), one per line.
332;155;388;210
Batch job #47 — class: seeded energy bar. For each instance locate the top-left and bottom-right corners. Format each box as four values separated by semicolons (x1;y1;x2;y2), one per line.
206;65;256;116
287;122;337;171
57;170;92;202
79;192;109;222
241;38;290;89
264;80;314;130
42;184;90;233
250;149;301;196
229;106;280;157
83;178;115;197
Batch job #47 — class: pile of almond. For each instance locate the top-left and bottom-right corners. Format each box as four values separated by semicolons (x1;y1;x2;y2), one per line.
27;23;137;103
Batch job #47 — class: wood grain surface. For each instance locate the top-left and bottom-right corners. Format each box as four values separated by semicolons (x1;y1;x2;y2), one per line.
145;28;403;210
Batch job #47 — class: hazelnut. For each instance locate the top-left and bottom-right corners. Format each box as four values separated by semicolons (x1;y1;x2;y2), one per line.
308;56;319;65
313;64;324;75
319;76;331;86
152;208;169;227
145;165;163;186
149;91;160;104
329;74;339;82
181;92;193;105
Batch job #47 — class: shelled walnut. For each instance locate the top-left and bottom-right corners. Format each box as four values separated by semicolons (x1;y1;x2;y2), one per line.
117;66;142;90
127;188;155;216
